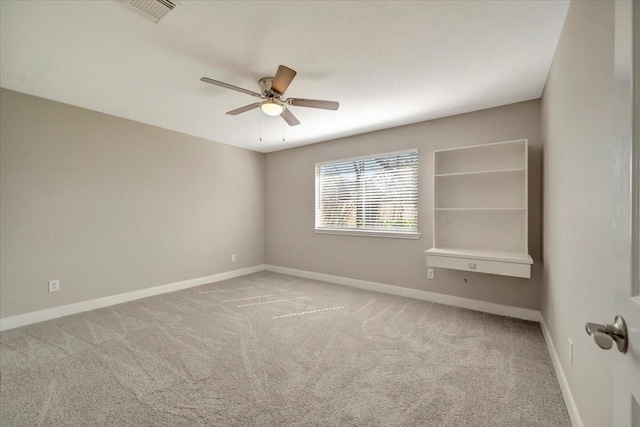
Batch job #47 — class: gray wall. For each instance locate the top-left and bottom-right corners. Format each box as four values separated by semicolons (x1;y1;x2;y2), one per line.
266;100;542;310
541;1;614;426
0;89;265;318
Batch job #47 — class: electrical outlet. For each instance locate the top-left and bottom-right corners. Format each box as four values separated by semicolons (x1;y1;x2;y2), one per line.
427;268;434;279
568;339;573;366
231;254;236;262
48;279;60;292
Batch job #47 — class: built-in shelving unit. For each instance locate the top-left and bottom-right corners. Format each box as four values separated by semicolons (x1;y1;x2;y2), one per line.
425;139;533;278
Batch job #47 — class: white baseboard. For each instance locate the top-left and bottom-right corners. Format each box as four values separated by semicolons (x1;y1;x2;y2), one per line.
265;265;540;322
0;265;266;331
540;315;583;427
1;263;539;329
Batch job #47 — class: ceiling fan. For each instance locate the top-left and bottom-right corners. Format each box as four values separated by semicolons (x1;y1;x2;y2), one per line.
200;65;339;127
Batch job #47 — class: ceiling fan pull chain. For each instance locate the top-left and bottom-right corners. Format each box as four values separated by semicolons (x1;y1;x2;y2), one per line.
259;111;263;142
282;118;285;142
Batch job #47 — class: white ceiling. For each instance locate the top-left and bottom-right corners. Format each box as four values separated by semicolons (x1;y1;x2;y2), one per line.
0;1;569;153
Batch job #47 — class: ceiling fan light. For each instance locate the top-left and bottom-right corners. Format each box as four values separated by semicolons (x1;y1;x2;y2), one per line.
261;101;284;116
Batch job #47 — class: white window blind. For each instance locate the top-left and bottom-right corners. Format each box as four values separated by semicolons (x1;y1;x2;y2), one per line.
315;150;419;236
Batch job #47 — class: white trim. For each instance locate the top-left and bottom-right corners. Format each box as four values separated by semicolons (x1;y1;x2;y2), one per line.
265;265;539;322
314;228;421;239
434;168;526;178
432;138;528;154
0;265;266;331
540;315;584;427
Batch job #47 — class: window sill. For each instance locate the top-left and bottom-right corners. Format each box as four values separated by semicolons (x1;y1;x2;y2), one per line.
313;228;421;239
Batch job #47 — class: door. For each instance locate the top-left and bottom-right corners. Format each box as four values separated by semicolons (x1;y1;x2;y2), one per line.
612;1;639;426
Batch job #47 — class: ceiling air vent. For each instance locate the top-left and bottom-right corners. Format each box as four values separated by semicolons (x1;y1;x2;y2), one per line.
117;0;177;24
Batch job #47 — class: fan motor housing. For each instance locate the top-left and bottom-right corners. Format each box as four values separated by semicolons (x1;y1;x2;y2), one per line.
258;77;275;95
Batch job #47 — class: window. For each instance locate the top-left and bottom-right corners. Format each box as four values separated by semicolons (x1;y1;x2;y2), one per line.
315;149;419;238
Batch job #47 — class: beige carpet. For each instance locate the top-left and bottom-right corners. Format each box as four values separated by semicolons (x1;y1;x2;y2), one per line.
1;271;570;426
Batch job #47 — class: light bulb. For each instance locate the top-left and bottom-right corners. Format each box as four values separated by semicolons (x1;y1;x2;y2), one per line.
261;101;284;116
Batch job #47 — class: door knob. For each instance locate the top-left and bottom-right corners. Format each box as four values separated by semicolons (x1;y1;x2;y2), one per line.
585;315;628;353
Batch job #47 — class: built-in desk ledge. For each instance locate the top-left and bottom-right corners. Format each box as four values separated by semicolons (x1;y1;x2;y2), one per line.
425;248;533;279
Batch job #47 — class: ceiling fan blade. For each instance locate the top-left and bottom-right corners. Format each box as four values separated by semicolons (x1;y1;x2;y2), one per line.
289;98;339;111
226;103;261;115
280;108;300;126
200;77;262;98
271;65;297;95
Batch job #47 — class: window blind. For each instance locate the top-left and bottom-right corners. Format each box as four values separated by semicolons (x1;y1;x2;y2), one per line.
315;150;419;234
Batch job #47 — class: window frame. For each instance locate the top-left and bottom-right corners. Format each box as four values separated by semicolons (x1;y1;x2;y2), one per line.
314;149;421;239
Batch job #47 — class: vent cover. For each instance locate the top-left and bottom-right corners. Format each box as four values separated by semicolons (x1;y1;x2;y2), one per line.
117;0;177;23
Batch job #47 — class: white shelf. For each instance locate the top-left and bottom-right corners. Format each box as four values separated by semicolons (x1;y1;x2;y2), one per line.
435;208;525;211
425;247;533;264
435;168;525;178
429;139;532;279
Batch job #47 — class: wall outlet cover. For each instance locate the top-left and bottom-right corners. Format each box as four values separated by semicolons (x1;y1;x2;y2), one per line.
48;279;60;292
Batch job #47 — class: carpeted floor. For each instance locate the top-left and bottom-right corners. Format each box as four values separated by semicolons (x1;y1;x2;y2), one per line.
0;271;570;426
